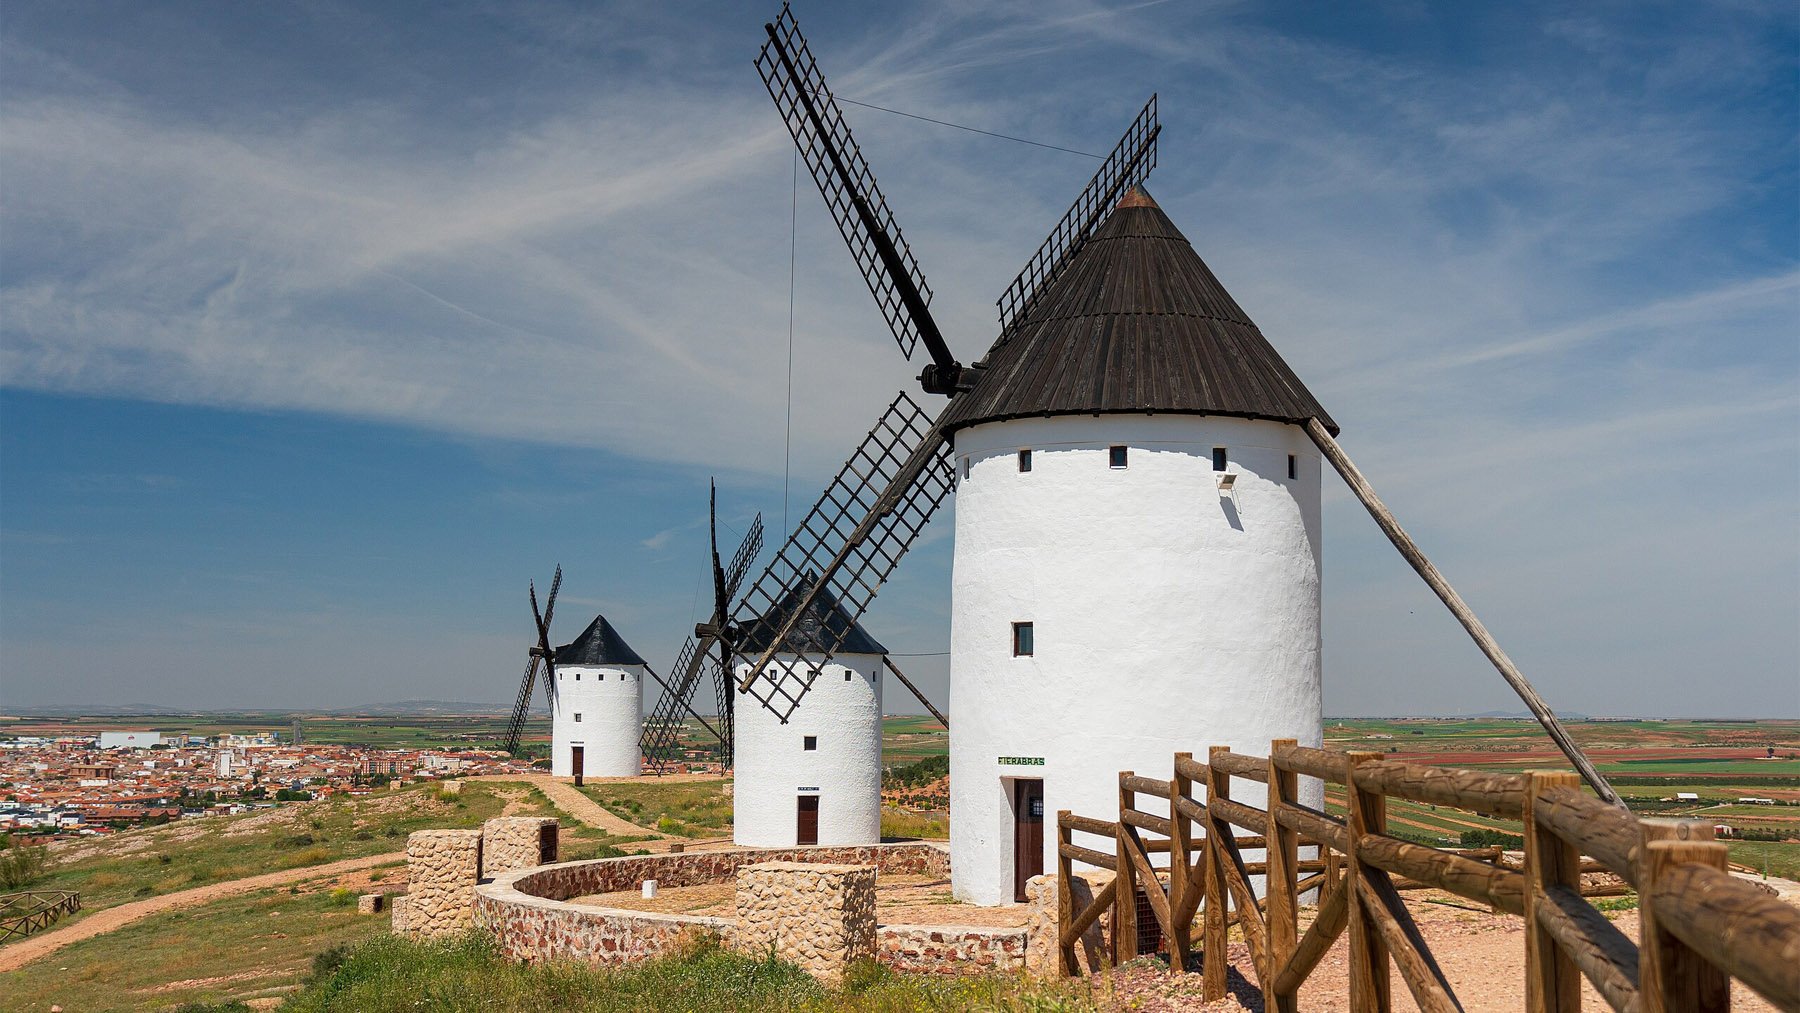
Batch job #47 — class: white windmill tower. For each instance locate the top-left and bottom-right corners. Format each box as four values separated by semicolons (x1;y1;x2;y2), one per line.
549;615;648;781
731;579;887;847
698;4;1614;907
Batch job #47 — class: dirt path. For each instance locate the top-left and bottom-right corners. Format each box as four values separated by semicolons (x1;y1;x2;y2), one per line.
0;851;403;973
461;775;668;838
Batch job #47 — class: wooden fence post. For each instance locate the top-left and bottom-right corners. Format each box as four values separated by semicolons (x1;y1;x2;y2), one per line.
1057;810;1074;977
1345;750;1390;1013
1115;771;1139;965
1523;770;1582;1013
1640;837;1731;1012
1170;752;1193;975
1267;738;1300;1013
1202;752;1228;1001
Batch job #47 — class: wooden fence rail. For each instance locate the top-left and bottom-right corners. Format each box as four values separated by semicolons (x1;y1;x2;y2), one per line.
1055;741;1800;1012
0;890;81;942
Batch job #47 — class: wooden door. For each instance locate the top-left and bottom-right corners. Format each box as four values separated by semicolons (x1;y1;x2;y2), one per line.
1013;779;1044;902
796;795;819;845
570;746;584;787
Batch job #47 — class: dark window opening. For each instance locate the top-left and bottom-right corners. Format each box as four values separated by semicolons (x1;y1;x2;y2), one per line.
962;459;970;479
844;670;852;681
573;713;582;723
1288;454;1298;480
802;735;817;751
1212;447;1228;472
1018;449;1032;472
574;673;580;681
1013;622;1035;657
1109;445;1128;469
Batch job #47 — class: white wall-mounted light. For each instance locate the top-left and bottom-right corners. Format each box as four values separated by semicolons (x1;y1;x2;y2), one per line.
1216;473;1237;493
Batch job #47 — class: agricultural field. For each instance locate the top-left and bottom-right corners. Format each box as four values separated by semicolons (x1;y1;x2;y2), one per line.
3;711;545;753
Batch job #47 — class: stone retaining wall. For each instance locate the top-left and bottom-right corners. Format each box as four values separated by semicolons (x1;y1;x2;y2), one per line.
404;829;482;939
482;817;559;879
734;862;876;981
474;843;1025;974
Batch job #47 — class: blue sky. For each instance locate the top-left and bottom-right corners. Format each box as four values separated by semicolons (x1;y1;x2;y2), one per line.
2;1;1795;717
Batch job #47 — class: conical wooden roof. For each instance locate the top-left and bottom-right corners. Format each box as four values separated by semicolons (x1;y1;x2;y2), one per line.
736;577;887;657
555;615;647;667
942;186;1336;436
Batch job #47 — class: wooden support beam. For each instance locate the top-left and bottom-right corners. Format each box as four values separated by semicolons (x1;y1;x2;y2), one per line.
881;657;948;729
1123;825;1176;944
1534;788;1711;887
1357;873;1464;1013
1056;811;1074;977
1059;812;1119;839
1122;774;1173;798
1638;839;1731;1012
1058;841;1119;871
1210;750;1271;783
1305;417;1620;807
1523;771;1582;1013
1208;746;1269;981
1277;801;1350;855
1121;808;1174;837
1345;751;1391;1013
1273;743;1350;784
1535;883;1640;1012
1267;739;1301;1013
1174;753;1209;783
1357;832;1527;916
1274;864;1350;995
1062;874;1121;950
1115;771;1139;965
1169;751;1194;976
1202;753;1229;1001
1354;760;1529;822
1645;860;1800;1009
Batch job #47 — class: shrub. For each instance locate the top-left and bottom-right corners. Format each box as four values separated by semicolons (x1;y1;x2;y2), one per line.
1460;829;1525;850
327;887;357;907
0;837;48;890
285;833;317;847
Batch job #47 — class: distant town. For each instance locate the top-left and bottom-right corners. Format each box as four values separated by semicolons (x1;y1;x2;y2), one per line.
0;725;537;841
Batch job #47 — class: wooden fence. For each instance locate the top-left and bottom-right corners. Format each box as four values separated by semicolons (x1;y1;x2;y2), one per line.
0;890;81;942
1055;741;1800;1011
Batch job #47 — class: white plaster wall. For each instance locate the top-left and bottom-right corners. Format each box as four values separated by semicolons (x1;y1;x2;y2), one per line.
732;653;884;847
948;414;1325;905
551;663;643;778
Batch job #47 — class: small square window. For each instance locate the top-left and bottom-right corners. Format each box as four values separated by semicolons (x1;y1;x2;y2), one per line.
575;673;581;681
573;713;582;723
598;673;604;680
1012;621;1034;657
1212;447;1228;472
803;736;817;751
1109;445;1128;469
1288;454;1298;480
844;670;852;681
1018;449;1032;472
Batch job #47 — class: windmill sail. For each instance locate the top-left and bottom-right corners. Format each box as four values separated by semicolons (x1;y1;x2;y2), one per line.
639;495;763;771
994;94;1159;342
503;566;561;756
757;5;957;376
732;392;953;722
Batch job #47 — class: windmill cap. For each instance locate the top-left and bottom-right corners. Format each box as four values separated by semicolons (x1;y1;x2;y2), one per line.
1116;184;1158;209
554;614;647;667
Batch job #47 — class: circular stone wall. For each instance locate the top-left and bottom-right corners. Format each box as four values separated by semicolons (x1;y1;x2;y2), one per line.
472;843;1027;973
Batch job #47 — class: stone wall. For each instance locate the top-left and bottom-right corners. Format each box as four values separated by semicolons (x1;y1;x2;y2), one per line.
482;817;559;879
877;923;1027;974
475;842;1024;974
404;829;482;939
390;894;410;934
733;862;876;981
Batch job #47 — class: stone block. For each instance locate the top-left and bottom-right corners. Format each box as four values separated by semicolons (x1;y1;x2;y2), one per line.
1024;870;1113;976
404;829;482;939
481;816;560;879
440;780;461;796
733;861;876;982
358;893;385;914
390;894;409;934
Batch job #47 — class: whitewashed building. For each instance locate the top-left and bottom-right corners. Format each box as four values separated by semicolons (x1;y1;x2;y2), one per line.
550;615;646;781
732;582;886;848
940;187;1334;904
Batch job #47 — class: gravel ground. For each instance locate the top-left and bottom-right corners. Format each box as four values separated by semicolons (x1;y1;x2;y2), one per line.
1089;893;1784;1012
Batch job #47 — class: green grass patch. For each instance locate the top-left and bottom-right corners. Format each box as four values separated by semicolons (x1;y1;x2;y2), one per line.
0;882;389;1012
1728;840;1800;881
575;780;733;838
281;931;1094;1012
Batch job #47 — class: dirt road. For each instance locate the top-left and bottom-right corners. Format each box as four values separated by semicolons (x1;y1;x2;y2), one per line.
0;852;403;973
